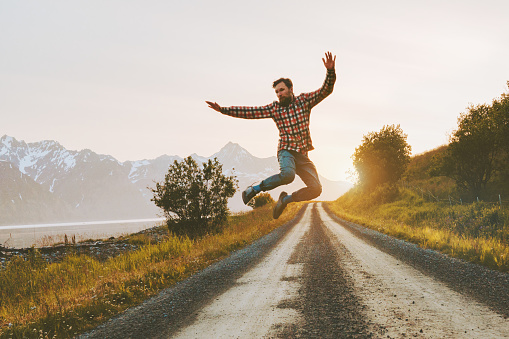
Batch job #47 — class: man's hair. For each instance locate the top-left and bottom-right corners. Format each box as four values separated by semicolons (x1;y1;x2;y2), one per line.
272;78;293;89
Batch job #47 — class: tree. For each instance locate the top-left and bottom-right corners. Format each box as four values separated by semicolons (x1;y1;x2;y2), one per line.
429;83;509;200
247;192;275;209
492;82;509;174
439;104;499;199
151;157;237;237
352;124;411;189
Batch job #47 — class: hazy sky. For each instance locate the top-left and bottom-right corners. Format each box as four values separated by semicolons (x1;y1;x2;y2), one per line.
2;1;508;182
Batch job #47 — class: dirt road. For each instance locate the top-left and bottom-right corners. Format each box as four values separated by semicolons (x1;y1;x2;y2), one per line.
81;203;509;338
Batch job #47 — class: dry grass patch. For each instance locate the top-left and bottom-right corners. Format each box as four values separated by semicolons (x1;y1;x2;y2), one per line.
327;188;508;272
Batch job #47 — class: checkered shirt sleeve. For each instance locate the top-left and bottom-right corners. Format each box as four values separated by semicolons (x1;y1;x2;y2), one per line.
301;69;336;108
221;103;275;119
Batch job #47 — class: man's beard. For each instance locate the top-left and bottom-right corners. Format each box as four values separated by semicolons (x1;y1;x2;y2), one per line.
279;95;293;107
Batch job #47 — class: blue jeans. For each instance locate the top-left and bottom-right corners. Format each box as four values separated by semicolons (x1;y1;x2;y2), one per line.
259;150;322;202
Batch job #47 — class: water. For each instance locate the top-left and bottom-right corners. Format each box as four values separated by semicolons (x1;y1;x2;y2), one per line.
0;218;165;248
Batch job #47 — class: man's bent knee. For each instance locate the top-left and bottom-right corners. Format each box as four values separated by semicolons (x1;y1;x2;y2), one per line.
280;170;295;185
308;185;322;200
292;184;322;202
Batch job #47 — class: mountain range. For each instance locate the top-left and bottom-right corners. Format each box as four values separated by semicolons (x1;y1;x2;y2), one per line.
0;135;352;225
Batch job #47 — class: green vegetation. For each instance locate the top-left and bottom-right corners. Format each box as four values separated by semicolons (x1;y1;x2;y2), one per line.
327;185;508;272
151;156;237;237
0;203;303;338
433;82;509;200
247;192;275;209
352;124;411;189
126;232;156;246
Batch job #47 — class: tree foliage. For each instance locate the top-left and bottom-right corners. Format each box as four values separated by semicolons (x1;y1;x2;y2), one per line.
247;192;275;209
353;124;411;189
436;83;509;199
151;156;237;237
441;104;499;198
492;84;509;178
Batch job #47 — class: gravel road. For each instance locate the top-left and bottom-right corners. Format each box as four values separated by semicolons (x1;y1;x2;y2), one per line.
81;203;509;338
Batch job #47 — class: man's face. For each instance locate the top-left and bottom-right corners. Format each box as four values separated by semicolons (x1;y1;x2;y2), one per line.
274;82;293;106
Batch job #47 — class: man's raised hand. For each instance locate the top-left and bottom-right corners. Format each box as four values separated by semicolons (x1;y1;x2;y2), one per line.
206;101;222;113
322;51;336;70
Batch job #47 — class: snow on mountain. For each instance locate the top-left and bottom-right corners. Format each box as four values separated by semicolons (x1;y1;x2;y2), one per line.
0;135;78;186
1;135;352;223
128;160;151;183
1;135;155;223
0;160;73;225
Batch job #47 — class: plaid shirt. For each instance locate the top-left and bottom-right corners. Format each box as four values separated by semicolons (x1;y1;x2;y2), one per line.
221;69;336;154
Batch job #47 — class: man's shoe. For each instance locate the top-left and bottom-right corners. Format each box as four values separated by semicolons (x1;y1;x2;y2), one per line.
242;185;258;205
273;191;288;219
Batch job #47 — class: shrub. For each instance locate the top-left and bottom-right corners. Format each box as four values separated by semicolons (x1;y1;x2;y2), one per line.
247;192;275;209
151;157;237;237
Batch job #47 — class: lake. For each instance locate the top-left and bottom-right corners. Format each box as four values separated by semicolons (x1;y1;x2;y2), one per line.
0;218;165;248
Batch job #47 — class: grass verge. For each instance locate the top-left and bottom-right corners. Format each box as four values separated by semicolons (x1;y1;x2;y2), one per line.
326;186;508;272
0;203;303;339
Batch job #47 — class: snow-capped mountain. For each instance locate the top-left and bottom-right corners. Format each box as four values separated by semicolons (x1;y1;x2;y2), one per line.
0;135;118;192
1;135;156;224
0;160;74;225
211;142;279;180
0;135;352;225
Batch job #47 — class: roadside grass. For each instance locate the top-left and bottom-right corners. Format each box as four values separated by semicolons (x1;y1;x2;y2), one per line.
125;232;156;246
326;186;509;272
0;203;303;339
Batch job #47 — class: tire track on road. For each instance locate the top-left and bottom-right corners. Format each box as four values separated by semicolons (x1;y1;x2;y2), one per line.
171;205;312;338
318;203;509;338
283;203;375;338
80;206;307;339
172;203;376;338
322;202;509;319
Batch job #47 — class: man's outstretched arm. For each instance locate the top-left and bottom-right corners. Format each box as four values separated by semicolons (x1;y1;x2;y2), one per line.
205;100;274;119
306;51;337;108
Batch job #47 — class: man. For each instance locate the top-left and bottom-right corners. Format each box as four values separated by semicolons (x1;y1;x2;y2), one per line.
206;51;336;219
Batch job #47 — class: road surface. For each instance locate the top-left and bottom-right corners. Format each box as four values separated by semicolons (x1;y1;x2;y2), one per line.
81;203;509;338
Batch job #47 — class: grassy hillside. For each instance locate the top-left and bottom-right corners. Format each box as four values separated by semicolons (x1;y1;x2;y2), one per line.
402;145;509;203
327;147;509;272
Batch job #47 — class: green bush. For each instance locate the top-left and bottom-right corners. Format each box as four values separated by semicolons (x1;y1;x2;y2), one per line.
247;192;275;209
151;157;237;238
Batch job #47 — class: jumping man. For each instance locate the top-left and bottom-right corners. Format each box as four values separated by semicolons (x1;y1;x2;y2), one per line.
206;51;336;219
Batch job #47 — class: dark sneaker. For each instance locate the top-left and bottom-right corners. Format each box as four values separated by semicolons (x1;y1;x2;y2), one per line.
273;191;288;219
242;185;258;205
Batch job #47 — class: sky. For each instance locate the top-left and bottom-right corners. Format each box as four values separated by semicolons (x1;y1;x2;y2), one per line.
1;0;508;182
